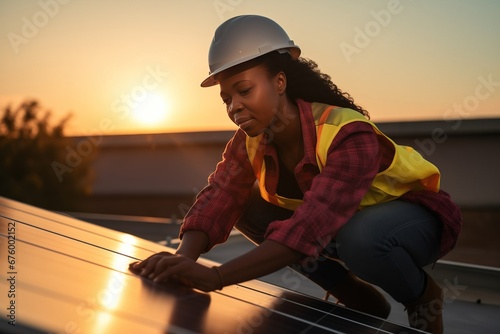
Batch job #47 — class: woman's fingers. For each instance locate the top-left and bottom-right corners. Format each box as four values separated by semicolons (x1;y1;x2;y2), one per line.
152;257;190;283
128;253;216;291
128;261;141;272
142;256;165;277
128;251;174;276
128;253;188;282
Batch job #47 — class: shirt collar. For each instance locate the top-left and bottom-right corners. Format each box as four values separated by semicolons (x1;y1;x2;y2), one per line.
260;99;319;167
296;99;318;166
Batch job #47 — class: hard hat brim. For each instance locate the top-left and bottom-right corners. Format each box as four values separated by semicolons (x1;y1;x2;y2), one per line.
200;47;300;87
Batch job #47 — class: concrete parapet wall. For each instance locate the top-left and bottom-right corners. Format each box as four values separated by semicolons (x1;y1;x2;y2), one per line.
74;118;500;211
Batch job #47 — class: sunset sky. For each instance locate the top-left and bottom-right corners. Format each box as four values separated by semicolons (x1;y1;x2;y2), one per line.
1;0;499;136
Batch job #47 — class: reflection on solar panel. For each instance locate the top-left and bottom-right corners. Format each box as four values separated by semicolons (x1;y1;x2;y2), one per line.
0;197;424;333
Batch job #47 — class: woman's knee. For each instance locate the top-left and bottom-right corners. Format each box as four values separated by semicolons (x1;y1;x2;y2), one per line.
336;200;443;272
235;187;294;245
336;219;378;266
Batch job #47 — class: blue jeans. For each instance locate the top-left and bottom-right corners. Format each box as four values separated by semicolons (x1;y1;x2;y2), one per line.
235;189;443;303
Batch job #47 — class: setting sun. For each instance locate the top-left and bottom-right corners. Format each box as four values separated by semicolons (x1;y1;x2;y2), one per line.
0;1;498;136
132;93;170;126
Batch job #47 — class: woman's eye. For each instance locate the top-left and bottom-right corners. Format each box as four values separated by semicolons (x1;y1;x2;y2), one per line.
222;98;230;105
240;88;250;96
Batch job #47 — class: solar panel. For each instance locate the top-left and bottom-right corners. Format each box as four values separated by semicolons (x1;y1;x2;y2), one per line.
0;197;424;333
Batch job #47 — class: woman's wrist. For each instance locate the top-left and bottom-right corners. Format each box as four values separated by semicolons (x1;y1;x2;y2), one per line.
211;266;224;290
210;240;302;288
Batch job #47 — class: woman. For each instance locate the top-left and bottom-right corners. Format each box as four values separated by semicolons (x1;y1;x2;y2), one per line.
130;15;462;333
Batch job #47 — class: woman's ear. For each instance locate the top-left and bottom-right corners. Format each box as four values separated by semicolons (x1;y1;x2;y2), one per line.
275;71;287;95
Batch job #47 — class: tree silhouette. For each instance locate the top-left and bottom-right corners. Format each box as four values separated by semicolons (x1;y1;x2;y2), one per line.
0;100;96;211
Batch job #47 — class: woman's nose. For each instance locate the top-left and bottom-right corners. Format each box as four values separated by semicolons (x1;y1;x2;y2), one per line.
228;100;243;116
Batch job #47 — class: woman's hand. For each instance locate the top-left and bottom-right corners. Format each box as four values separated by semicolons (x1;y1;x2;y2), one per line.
129;240;302;293
129;252;221;292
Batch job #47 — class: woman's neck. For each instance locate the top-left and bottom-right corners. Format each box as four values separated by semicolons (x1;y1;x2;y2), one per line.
271;100;303;170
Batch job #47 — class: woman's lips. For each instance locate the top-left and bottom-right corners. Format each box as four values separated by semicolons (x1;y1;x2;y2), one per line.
235;117;253;130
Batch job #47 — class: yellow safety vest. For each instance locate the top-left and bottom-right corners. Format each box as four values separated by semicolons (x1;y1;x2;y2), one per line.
246;102;441;211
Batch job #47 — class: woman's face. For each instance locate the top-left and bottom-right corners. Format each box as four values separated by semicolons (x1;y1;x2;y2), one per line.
218;64;286;137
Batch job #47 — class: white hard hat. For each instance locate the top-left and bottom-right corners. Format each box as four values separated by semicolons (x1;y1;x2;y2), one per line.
201;15;301;87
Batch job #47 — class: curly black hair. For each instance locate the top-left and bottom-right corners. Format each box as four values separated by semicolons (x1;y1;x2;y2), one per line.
258;51;369;118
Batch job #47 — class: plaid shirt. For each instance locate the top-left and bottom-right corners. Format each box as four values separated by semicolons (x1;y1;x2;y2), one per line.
181;99;462;258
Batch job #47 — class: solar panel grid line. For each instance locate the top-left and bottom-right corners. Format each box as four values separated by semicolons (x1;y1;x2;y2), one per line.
2;286;171;333
0;218;152;299
0;225;149;292
0;240;331;333
0;210;170;269
0;235;139;300
6;278;171;332
0;214;170;332
0;206;167;254
0;216;144;263
213;290;344;333
3;204;355;328
0;201;402;332
230;287;394;334
0;199;169;255
220;285;405;334
0;197;423;333
0;228;214;332
239;281;427;334
0;233;340;333
0;204;296;333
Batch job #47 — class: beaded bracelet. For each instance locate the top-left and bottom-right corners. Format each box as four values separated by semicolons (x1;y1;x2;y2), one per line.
212;266;224;290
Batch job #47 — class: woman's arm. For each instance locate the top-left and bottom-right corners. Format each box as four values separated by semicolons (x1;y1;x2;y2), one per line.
217;240;302;286
129;239;302;292
175;230;209;260
179;130;256;253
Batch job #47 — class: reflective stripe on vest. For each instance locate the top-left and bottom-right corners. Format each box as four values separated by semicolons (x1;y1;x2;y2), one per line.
246;102;441;211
